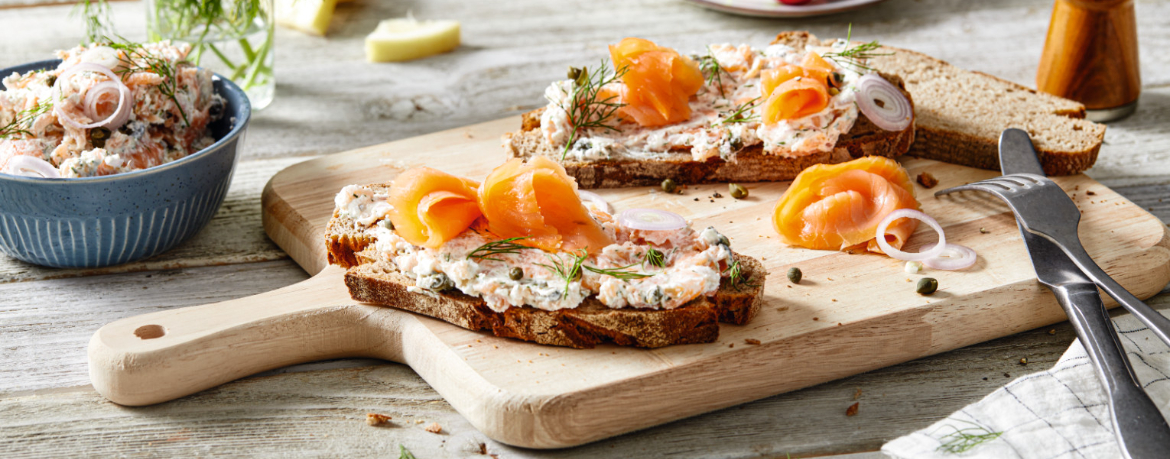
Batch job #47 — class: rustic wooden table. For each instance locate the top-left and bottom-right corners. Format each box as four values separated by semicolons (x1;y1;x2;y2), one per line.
2;0;1169;457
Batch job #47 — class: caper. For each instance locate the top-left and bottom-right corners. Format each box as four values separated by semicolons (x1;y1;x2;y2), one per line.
573;67;589;87
421;273;454;292
717;234;730;247
787;267;802;284
567;66;582;82
89;127;111;148
381;219;395;230
508;267;523;281
917;277;938;295
661;178;678;194
45;75;56;87
729;183;748;199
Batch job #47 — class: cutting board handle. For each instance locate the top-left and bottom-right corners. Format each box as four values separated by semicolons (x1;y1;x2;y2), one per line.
87;265;405;406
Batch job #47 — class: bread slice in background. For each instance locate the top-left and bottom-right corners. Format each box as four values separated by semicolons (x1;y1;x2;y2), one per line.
505;48;916;189
773;32;1105;176
325;201;767;349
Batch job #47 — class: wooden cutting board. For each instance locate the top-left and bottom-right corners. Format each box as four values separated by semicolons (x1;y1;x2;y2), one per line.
88;117;1170;448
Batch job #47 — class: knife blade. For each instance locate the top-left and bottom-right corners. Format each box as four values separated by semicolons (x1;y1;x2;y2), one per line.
1000;129;1170;458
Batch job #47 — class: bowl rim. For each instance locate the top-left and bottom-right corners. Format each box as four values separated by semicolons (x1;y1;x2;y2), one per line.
0;58;252;185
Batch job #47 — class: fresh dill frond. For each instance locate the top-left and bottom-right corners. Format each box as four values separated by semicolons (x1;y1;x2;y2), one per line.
468;236;533;262
398;444;416;459
0;102;52;140
723;259;758;290
583;261;654;280
537;249;588;299
644;247;667;268
821;24;893;72
695;46;730;98
714;96;761;126
560;61;627;160
73;0;115;44
934;421;1003;454
105;37;190;127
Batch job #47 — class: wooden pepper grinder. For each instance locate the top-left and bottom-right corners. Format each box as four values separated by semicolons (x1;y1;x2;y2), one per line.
1037;0;1141;122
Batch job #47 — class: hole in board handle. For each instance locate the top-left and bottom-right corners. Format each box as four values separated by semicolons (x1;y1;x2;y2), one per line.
134;324;166;340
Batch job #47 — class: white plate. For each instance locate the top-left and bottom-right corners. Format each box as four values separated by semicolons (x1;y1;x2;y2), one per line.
686;0;889;18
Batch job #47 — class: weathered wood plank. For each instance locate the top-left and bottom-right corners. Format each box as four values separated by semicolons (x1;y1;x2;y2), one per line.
0;260;308;393
0;315;1141;459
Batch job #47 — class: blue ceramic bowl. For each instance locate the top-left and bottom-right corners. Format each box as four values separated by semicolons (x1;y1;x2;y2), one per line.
0;59;250;268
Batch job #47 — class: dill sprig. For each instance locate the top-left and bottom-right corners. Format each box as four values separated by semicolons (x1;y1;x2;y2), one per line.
73;0;115;44
821;24;892;72
559;62;627;160
537;249;588;298
398;444;416;459
694;46;730;98
106;38;190;127
583;261;653;280
714;96;761;126
644;247;667;268
468;236;533;262
934;421;1003;454
723;259;758;290
0;102;52;140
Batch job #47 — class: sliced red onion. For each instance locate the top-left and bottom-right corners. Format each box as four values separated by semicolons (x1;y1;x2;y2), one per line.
874;208;946;262
51;62;131;130
83;80;131;130
855;74;912;132
578;190;614;214
920;243;977;271
617;208;687;232
2;156;61;178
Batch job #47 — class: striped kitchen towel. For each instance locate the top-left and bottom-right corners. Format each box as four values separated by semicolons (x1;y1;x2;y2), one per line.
882;310;1170;459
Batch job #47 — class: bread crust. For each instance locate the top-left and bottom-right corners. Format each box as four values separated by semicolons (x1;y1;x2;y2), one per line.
326;206;766;349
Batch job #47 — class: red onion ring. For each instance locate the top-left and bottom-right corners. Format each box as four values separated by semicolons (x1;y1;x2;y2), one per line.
874;208;946;261
617;208;687;232
2;156;61;178
51;62;131;130
920;243;977;270
83;80;131;130
578;190;614;214
855;74;912;132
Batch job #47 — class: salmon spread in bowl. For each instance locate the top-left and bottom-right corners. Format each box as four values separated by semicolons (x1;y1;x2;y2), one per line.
0;41;224;178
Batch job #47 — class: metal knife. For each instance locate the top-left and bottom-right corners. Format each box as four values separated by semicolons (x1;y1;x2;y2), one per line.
1000;129;1170;458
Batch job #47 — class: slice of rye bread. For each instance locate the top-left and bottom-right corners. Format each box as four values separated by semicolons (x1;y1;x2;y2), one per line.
325;205;767;349
770;32;1105;175
505;64;915;189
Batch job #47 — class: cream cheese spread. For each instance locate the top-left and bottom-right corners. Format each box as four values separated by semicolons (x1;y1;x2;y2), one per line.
338;185;736;313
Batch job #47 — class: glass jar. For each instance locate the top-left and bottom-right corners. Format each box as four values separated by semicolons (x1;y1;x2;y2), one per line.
146;0;275;110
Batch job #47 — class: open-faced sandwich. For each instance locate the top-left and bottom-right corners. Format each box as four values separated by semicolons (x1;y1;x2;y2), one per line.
325;157;766;348
507;31;1107;188
505;31;916;188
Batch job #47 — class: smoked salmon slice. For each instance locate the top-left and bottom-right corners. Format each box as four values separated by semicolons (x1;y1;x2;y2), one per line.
759;53;833;123
386;167;483;249
610;37;704;127
772;156;920;253
479;156;613;253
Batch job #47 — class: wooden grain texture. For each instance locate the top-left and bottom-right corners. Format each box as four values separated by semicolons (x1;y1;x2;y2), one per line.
1037;0;1141;109
2;0;1170;456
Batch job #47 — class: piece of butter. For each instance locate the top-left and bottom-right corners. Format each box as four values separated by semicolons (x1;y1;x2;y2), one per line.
365;18;461;63
275;0;337;36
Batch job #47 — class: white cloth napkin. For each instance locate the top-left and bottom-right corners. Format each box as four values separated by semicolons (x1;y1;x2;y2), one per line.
882;310;1170;459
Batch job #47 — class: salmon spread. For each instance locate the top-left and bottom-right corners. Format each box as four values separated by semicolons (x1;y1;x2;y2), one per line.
536;39;863;163
335;160;739;313
0;42;224;178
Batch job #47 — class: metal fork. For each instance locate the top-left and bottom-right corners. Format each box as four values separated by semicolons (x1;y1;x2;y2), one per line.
936;175;1170;348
